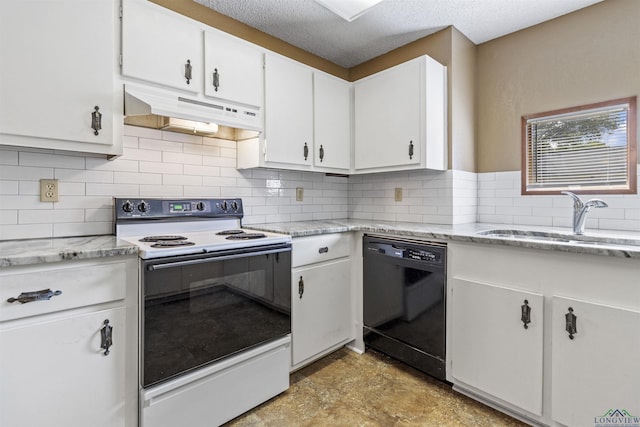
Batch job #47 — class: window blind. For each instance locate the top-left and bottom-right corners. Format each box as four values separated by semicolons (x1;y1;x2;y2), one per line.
524;100;633;193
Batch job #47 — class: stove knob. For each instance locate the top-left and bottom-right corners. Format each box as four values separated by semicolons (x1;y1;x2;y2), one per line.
122;201;134;213
138;201;149;213
220;201;228;211
230;200;238;211
196;201;206;211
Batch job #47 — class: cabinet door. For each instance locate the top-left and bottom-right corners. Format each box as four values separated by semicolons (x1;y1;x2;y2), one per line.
552;296;640;427
264;53;313;167
292;258;352;366
122;0;202;93
0;0;116;146
354;59;422;170
314;73;351;171
0;307;126;427
204;30;263;107
450;278;544;415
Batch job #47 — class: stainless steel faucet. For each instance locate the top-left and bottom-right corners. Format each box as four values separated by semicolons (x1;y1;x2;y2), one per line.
561;191;608;235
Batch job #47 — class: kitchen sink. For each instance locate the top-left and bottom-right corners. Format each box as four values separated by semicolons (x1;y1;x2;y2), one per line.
477;229;640;247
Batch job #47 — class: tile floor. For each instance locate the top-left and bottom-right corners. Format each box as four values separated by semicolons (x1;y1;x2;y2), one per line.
225;348;529;426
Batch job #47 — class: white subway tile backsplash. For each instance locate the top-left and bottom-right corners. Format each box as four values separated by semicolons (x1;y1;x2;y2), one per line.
85;157;139;172
53;221;112;237
0;181;19;195
0;224;53;240
2;125;639;240
0;210;17;225
139;161;184;174
20;209;85;224
19;151;85;169
0;149;19;165
0;165;53;181
114;171;161;185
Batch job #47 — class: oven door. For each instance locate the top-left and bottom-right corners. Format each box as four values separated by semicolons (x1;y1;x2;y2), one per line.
141;243;291;388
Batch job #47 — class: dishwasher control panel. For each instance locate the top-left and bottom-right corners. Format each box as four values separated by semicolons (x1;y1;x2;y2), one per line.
406;248;439;262
364;237;445;265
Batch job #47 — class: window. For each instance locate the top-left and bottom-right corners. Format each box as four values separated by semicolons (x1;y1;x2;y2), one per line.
522;97;637;195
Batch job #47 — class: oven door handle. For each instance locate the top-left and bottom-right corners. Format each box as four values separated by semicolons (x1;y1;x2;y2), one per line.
146;247;290;270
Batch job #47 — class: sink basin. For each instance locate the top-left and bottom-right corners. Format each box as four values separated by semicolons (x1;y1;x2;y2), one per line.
477;229;640;247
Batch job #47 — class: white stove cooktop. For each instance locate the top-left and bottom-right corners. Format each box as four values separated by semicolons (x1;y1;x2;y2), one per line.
113;198;291;259
119;228;291;259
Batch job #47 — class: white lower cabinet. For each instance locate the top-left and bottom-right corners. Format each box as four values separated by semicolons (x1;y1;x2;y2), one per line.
1;307;126;427
448;241;640;426
0;257;138;427
450;278;543;415
291;234;354;370
551;296;640;427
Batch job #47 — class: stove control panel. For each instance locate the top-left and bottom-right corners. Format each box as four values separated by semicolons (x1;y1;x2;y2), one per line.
114;198;243;219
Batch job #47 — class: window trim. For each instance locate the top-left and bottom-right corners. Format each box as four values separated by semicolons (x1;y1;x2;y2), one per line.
521;96;637;195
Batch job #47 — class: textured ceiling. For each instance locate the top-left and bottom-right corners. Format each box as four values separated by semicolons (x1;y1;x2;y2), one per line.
193;0;602;68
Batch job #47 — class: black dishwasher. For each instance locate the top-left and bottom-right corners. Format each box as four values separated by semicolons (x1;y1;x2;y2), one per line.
363;234;446;380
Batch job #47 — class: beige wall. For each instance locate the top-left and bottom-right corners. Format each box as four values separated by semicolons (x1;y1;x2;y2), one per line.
476;0;640;172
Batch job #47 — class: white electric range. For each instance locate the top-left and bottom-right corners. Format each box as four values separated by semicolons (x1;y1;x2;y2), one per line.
115;198;292;427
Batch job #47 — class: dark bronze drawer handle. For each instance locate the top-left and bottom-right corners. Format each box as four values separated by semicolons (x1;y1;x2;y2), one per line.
298;276;304;299
565;307;577;340
7;289;62;304
319;247;329;254
91;106;102;135
100;319;113;356
521;299;531;329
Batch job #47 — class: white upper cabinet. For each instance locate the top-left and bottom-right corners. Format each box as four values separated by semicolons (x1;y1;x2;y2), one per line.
203;29;263;108
237;52;351;173
0;0;122;157
122;0;203;94
263;52;314;167
354;55;446;173
314;72;352;171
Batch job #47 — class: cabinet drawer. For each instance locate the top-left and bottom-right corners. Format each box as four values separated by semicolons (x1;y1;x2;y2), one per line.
292;234;350;267
1;261;127;322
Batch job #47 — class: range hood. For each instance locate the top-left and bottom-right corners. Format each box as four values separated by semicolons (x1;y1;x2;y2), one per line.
124;84;262;136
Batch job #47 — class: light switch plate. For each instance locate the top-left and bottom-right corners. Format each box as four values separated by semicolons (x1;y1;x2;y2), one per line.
296;187;304;202
40;179;59;202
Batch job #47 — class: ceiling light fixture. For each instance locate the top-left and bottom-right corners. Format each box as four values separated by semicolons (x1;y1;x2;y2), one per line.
314;0;384;22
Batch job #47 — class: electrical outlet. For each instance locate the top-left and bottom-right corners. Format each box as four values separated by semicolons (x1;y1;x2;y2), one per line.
394;187;403;202
296;187;304;202
40;179;59;202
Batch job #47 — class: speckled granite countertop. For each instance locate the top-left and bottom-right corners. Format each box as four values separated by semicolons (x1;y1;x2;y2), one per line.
2;220;639;268
246;219;640;259
0;235;139;268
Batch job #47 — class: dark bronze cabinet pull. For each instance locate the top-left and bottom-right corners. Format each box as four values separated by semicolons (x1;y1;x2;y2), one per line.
100;319;113;356
212;68;219;91
185;59;192;84
303;143;309;161
521;299;531;329
319;145;324;162
7;288;62;304
318;246;329;254
91;106;102;136
409;141;414;159
298;276;304;299
565;307;577;340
